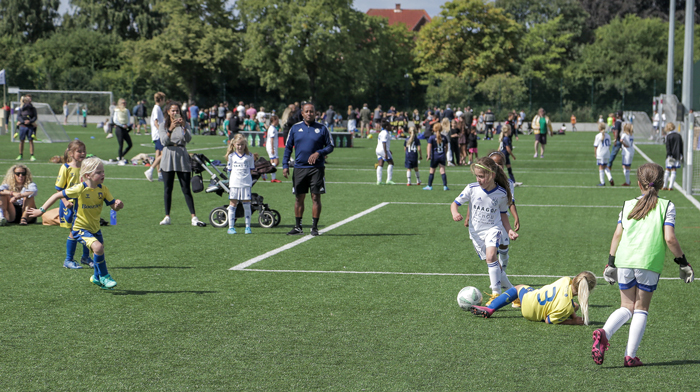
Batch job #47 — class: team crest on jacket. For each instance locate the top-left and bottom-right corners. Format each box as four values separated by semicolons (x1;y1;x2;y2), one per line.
315;129;320;133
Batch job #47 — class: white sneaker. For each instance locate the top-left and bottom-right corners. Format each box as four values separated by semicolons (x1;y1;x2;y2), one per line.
514;182;523;187
145;169;153;182
160;216;171;225
106;133;114;139
191;217;205;227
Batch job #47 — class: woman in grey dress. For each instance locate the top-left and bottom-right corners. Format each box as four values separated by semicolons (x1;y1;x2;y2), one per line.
159;101;205;226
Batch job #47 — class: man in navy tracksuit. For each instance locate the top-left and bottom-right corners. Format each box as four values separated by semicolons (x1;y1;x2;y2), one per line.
283;103;334;236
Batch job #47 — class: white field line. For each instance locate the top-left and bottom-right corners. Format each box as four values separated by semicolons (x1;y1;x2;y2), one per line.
237;269;681;280
229;202;390;270
634;145;700;212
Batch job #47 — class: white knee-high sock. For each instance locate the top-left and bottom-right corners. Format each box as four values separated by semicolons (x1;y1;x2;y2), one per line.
271;172;276;180
376;166;383;183
669;171;677;188
406;170;411;185
387;164;393;182
487;261;502;294
626;310;648;358
603;307;633;340
623;168;630;184
228;205;236;228
243;202;251;227
663;170;670;188
415;171;420;183
604;167;613;181
498;248;513;289
599;170;605;184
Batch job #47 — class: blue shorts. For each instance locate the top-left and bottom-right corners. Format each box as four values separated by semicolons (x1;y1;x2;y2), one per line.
518;286;535;302
138;118;146;125
430;155;446;169
154;139;164;151
72;229;103;249
19;126;35;141
405;156;418;169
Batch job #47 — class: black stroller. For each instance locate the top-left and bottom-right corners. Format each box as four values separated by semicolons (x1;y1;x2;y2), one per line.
190;153;281;228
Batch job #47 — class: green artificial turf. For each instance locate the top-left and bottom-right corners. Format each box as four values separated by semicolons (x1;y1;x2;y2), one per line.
1;127;699;391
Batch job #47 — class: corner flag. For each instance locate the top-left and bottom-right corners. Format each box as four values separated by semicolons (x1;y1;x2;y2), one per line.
0;70;5;85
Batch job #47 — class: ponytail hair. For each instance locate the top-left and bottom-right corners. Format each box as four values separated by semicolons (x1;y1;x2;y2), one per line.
628;163;664;220
598;122;605;132
623;123;633;135
64;139;86;164
573;271;597;325
433;123;443;145
472;157;512;205
407;126;416;146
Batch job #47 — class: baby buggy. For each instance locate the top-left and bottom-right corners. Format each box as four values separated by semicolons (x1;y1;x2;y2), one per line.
190;153;281;228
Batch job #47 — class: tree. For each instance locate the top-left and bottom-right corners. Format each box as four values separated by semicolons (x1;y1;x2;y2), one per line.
413;0;523;84
425;74;473;108
65;0;164;40
518;15;576;82
0;0;60;42
475;73;527;112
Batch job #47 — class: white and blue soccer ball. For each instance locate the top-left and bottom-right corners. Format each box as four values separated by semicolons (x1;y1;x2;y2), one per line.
457;286;482;310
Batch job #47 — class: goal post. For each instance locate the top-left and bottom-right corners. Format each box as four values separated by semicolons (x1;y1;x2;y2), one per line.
13;89;113;118
10;101;70;143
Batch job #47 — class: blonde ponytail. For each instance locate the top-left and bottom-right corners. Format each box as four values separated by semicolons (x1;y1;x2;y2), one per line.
573;271;597;326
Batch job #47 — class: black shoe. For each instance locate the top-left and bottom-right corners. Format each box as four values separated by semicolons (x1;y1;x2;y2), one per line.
310;227;319;236
287;226;304;235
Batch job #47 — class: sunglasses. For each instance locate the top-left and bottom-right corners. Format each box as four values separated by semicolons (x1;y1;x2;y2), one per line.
14;172;27;176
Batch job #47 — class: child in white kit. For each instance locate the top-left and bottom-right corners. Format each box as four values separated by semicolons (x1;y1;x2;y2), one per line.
225;134;255;234
594;122;614;186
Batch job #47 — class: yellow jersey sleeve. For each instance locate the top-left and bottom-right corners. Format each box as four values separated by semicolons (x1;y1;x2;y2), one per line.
55;164;81;191
521;277;575;324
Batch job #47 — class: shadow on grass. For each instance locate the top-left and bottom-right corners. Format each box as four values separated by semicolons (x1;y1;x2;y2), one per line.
321;233;420;237
605;359;700;368
111;266;194;269
110;290;217;296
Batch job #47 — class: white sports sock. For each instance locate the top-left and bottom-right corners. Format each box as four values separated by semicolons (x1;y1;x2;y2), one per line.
271;172;276;180
669;171;677;188
624;168;630;184
243;202;251;227
228;205;236;229
603;307;632;340
599;170;605;184
406;170;411;185
498;248;513;289
376;166;383;183
604;167;612;181
415;171;420;182
387;164;393;182
663;170;670;188
626;310;648;358
487;261;502;294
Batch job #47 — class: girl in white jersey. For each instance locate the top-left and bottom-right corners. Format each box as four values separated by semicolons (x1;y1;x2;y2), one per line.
375;121;395;185
266;115;281;183
225;134;255;234
594;122;614;186
620;123;634;186
451;157;518;304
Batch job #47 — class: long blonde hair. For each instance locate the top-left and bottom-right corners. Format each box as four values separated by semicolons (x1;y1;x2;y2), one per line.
432;123;443;145
441;118;451;133
499;124;511;143
572;271;597;325
79;157;102;182
471;157;512;204
598;122;606;132
225;134;250;157
407;126;417;146
2;165;33;191
628;163;664;220
623;123;633;135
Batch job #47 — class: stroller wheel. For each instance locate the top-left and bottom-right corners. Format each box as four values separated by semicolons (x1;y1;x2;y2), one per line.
258;210;275;228
209;206;229;228
269;209;281;227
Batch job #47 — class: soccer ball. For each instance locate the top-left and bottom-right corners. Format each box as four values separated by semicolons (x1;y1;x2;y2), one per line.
457;286;482;310
368;134;373;139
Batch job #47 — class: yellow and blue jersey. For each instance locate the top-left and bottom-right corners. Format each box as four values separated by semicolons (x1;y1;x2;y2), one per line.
55;164;82;228
520;277;575;324
62;183;115;234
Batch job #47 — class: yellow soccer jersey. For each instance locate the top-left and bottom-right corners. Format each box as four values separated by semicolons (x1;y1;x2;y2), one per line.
521;277;575;324
62;183;115;233
55;164;81;191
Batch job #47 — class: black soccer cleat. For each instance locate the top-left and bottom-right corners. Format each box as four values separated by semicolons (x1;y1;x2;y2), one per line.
287;227;304;236
310;227;319;236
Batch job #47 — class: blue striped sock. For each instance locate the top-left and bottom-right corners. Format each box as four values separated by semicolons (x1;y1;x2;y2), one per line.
488;287;519;310
93;254;106;278
81;245;90;260
66;238;78;261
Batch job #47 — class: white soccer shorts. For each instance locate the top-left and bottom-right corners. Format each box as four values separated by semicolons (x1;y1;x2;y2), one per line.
622;151;634;166
229;186;252;201
617;268;660;292
665;157;681;169
266;144;278;160
469;226;508;260
376;150;393;161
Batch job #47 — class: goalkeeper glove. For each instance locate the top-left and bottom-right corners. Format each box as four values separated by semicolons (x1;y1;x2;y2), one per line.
603;255;617;285
675;255;694;283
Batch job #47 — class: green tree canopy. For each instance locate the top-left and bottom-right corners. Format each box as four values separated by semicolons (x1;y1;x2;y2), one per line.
475;73;527;111
0;0;60;42
65;0;164;40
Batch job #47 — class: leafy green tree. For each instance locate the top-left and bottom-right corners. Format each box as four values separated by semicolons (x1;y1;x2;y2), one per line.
518;15;575;81
65;0;164;40
475;73;527;111
425;74;473;108
413;0;522;84
0;0;60;42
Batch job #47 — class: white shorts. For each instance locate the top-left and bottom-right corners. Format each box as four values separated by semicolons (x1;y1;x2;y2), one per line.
376;150;393;161
596;154;610;166
621;150;634;166
266;143;278;159
665;157;681;169
229;186;252;201
617;268;660;292
469;226;508;260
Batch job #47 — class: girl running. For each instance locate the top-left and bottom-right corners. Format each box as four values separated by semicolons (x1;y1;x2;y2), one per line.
266;115;281;183
404;126;422;186
620;123;634;186
28;157;124;289
424;123;449;191
594;122;614;186
225;134;255;234
470;271;596;325
593;163;694;367
450;157;518;303
55;140;91;269
498;124;519;185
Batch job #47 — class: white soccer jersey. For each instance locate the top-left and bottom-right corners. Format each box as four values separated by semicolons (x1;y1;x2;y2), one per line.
375;129;390;154
454;183;510;234
227;152;255;188
621;133;634;166
266;125;279;159
594;132;611;160
151;104;164;141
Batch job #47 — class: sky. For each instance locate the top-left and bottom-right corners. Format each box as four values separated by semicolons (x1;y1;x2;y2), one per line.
58;1;445;18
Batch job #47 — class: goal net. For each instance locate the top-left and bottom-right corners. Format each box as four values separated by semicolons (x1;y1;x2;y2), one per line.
66;103;82;125
623;111;654;144
14;89;113;118
10;102;70;143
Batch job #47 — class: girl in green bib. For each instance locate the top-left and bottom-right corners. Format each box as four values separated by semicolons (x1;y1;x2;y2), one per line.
592;163;694;368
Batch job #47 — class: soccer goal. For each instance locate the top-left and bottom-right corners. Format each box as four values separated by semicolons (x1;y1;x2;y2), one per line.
66;102;82;125
623;111;654;144
10;102;70;143
13;89;113;118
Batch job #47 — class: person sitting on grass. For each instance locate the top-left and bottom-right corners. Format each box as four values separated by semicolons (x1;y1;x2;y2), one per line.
470;271;596;325
0;164;38;226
